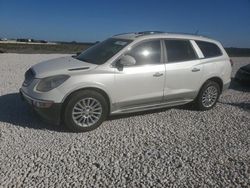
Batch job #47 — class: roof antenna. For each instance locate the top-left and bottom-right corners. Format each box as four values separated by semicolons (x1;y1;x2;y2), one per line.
194;30;199;35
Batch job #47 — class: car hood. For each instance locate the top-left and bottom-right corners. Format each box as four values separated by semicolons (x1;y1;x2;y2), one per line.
241;64;250;72
32;56;97;78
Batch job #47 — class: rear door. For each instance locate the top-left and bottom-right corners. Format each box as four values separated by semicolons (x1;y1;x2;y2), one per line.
163;39;203;101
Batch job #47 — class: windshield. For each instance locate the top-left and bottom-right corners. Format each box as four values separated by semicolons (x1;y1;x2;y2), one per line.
76;38;132;65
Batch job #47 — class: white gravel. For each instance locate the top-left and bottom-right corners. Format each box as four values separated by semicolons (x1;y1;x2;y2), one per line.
0;54;249;187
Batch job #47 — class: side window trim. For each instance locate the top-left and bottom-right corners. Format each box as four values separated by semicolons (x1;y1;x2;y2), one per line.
122;39;163;67
195;40;223;59
164;39;199;64
161;39;168;64
190;40;204;59
160;39;165;64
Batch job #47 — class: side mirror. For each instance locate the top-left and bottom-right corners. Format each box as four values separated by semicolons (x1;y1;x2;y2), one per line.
72;52;81;58
119;55;136;66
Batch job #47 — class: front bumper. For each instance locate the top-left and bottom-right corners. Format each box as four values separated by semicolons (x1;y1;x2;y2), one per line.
20;89;62;125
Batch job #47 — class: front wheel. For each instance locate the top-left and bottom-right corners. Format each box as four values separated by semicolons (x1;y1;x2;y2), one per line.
195;81;220;111
63;90;108;132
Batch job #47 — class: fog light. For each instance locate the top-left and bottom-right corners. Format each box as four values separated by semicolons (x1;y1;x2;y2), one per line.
33;100;53;108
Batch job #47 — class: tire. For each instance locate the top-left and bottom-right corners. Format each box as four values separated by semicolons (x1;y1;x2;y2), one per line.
195;80;220;111
63;90;108;132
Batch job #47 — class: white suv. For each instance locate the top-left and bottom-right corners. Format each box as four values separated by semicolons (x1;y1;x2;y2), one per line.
20;31;232;132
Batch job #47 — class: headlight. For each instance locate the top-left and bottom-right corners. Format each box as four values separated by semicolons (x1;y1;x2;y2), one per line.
36;75;70;92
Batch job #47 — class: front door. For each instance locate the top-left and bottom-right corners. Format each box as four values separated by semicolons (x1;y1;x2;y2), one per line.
114;40;165;110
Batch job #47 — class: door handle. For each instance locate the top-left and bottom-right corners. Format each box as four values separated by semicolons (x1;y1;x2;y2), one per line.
153;72;163;77
192;68;200;72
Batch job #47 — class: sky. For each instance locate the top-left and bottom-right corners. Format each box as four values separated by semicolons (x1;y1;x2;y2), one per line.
0;0;250;47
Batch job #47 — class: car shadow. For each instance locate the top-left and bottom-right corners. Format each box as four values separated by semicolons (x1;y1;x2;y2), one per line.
0;93;66;132
109;78;250;120
1;81;249;131
107;106;174;121
0;92;178;127
218;101;250;111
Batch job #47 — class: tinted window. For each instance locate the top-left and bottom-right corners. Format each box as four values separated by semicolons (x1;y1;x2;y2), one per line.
196;41;222;58
165;40;197;63
127;40;161;65
76;38;131;65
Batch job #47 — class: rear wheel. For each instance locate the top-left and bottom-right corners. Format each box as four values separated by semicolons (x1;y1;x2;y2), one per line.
195;80;220;110
63;90;108;132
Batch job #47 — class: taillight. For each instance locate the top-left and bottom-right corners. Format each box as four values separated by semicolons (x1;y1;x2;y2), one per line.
230;59;234;67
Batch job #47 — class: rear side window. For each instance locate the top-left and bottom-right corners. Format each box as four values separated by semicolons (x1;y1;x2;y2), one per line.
164;40;197;63
127;40;161;65
196;41;222;58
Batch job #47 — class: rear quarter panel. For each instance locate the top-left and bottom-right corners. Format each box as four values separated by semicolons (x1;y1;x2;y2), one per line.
196;40;231;90
200;56;231;89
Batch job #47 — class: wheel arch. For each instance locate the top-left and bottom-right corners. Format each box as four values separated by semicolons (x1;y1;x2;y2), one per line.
61;87;111;122
200;76;223;94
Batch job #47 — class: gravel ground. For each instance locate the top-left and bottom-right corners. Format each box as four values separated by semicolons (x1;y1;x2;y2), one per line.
0;54;249;187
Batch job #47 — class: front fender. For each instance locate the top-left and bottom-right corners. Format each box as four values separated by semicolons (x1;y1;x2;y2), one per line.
61;82;112;105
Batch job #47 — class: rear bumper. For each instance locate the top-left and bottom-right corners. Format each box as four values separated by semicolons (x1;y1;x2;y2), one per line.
20;89;62;125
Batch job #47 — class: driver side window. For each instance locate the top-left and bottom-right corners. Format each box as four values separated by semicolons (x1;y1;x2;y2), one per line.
126;40;161;65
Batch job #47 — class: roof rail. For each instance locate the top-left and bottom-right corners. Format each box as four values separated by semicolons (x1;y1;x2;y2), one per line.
113;31;165;37
137;31;165;35
134;31;165;38
113;32;135;36
113;31;208;38
164;32;207;38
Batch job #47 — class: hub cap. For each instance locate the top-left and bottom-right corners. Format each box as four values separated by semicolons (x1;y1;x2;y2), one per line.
72;98;102;127
202;86;218;108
